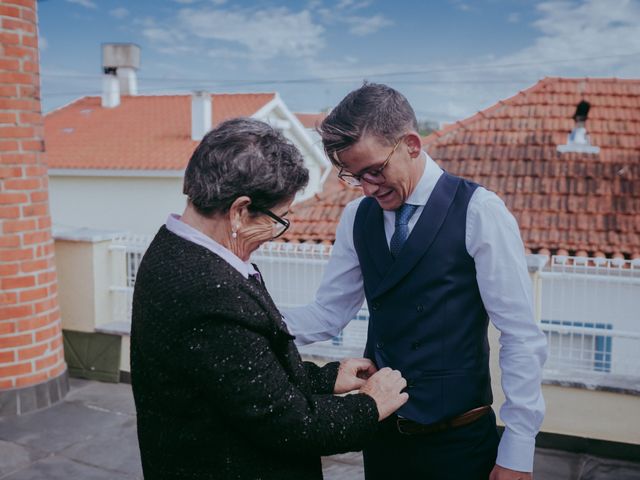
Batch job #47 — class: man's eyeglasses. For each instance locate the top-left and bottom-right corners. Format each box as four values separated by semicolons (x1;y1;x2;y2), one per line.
254;207;290;239
336;136;403;187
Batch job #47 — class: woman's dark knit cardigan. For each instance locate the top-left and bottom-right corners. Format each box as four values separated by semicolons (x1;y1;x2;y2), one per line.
131;226;379;479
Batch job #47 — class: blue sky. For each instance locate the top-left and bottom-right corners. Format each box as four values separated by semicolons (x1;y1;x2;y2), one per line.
38;0;640;123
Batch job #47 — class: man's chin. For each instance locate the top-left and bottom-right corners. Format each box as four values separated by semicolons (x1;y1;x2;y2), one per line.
374;192;401;211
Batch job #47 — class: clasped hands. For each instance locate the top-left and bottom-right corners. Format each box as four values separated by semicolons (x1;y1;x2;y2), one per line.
333;357;408;421
333;359;532;480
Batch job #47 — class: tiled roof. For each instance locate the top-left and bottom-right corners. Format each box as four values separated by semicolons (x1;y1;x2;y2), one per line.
295;112;327;129
284;78;640;258
44;93;275;170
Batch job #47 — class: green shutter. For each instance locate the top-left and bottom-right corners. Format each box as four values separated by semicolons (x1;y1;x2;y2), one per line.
63;330;122;383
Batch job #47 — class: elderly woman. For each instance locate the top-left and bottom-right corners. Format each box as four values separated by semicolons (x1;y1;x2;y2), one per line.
130;118;408;480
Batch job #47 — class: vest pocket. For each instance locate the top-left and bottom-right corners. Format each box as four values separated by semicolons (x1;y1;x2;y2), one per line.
400;375;444;424
442;370;490;414
401;369;489;424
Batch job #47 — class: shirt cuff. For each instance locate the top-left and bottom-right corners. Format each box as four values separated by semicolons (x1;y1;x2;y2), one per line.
496;428;536;472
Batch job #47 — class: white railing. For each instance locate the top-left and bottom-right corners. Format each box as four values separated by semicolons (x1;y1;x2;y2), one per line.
108;233;153;330
539;255;640;384
251;242;369;358
109;236;640;384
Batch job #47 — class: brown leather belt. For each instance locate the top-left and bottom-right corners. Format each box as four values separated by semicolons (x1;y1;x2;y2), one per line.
396;406;492;435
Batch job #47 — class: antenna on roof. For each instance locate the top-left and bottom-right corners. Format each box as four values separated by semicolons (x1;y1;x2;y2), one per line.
557;100;600;154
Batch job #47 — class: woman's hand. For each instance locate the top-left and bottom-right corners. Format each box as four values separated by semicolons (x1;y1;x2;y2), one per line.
359;367;409;420
333;358;378;394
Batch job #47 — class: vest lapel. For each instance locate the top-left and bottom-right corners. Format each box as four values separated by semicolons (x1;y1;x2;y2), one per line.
371;173;461;299
363;198;394;277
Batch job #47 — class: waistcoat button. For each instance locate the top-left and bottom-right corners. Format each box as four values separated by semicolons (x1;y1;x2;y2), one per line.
416;304;424;313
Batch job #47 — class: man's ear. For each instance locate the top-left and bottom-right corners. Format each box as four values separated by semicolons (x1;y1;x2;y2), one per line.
404;133;422;158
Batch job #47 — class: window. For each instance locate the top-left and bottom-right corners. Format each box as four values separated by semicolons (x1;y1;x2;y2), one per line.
541;320;612;373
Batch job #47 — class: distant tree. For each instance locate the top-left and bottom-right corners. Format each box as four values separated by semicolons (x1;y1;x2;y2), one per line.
418;119;439;136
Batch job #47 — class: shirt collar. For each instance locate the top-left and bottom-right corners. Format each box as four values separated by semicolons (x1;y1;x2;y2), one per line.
165;214;258;279
405;151;444;207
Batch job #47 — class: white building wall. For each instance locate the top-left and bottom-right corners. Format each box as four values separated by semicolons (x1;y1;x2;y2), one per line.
49;175;186;236
283;134;323;203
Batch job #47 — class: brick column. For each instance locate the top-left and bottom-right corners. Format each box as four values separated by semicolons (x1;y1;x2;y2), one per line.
0;0;68;416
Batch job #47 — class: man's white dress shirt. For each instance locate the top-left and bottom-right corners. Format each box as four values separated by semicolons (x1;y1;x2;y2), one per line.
283;152;547;472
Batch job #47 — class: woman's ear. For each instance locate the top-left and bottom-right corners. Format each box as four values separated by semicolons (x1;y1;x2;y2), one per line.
228;196;252;229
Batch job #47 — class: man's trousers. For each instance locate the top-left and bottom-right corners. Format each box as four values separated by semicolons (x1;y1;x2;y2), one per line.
363;409;500;480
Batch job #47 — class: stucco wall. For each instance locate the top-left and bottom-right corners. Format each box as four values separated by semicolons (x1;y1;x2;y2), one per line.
50;175;185;236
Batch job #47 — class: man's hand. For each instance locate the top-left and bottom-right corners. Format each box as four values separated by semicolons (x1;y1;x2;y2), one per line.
489;465;532;480
333;358;378;394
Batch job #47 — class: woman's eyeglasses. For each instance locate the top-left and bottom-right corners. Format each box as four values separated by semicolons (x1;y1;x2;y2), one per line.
254;207;290;239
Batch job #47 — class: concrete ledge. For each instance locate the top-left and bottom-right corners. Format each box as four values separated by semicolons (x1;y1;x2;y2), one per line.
535;430;640;463
95;322;131;336
543;371;640;396
0;370;69;417
52;226;126;243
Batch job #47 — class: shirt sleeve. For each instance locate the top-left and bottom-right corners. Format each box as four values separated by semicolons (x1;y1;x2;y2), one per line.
282;199;366;345
466;188;548;473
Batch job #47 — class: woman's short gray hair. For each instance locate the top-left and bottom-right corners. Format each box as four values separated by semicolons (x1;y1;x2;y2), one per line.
183;118;309;216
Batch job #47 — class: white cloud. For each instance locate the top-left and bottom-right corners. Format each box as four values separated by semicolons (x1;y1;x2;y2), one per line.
344;14;393;36
142;27;185;45
65;0;97;9
336;0;372;10
313;5;391;35
298;0;640;123
311;0;390;36
207;47;250;60
133;17;157;28
417;0;640;121
449;0;475;12
143;7;324;60
501;0;640;76
39;36;48;51
109;7;129;19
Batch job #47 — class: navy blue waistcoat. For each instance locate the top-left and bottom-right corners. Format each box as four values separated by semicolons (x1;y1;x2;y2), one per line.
353;172;493;425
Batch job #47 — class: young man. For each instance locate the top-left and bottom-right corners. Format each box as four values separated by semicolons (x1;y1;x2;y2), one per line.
284;83;547;480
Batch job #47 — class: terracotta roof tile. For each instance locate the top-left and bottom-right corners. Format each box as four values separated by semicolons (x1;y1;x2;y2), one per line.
283;77;640;257
44;93;276;170
295;112;327;129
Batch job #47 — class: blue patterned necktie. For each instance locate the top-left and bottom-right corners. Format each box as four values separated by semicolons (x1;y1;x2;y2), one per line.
389;203;419;258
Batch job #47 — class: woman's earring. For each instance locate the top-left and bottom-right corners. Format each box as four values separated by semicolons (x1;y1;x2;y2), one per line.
231;231;237;239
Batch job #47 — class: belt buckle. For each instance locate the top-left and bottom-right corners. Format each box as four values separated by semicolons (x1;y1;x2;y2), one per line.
396;417;415;435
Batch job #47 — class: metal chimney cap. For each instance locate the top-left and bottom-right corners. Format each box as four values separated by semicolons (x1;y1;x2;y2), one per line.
573;100;591;122
102;43;141;70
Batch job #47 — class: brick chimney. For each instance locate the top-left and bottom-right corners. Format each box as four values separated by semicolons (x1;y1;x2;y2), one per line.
0;0;69;415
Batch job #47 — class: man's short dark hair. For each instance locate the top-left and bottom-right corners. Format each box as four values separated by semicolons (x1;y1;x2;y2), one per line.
183;117;309;216
319;82;419;166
